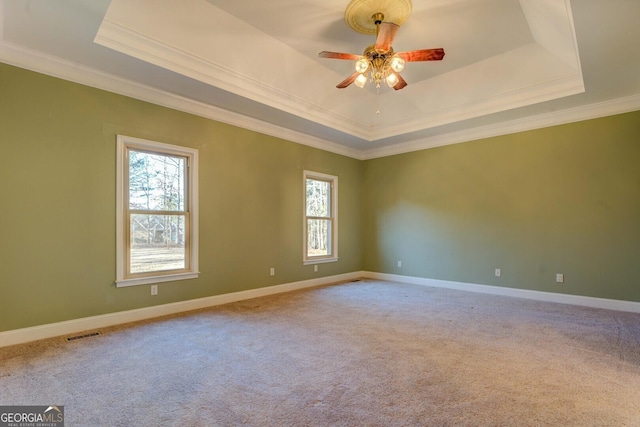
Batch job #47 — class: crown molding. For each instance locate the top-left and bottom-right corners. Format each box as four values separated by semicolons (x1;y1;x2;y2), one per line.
0;40;363;159
1;38;638;162
90;0;589;145
94;16;372;141
374;71;585;141
362;93;640;159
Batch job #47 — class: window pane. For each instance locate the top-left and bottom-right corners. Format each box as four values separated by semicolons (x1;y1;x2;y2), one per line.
129;150;186;211
130;214;186;273
306;179;330;217
307;218;331;257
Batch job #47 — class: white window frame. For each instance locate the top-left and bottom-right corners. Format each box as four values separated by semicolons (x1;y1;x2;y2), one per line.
303;170;338;265
116;135;199;287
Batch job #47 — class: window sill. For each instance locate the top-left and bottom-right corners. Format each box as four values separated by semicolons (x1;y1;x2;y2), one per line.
115;272;199;288
303;257;339;266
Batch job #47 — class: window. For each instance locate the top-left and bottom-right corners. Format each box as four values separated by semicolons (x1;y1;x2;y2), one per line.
116;135;198;287
304;170;338;264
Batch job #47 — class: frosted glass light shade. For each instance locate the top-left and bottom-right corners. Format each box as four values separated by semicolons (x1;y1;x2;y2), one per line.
390;56;405;72
386;73;399;87
355;59;369;73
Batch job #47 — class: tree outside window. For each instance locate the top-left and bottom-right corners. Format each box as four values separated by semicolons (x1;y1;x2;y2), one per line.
116;135;199;287
128;150;187;273
304;171;338;264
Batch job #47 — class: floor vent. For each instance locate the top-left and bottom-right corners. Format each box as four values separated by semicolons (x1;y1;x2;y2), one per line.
66;331;101;341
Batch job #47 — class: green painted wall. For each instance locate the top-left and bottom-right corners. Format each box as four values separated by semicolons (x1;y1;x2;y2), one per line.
363;111;640;301
0;63;363;332
2;61;640;333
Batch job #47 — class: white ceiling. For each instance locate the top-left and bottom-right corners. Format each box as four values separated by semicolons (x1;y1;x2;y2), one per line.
1;0;639;159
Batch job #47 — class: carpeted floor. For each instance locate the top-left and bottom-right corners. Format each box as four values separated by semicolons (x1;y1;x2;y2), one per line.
1;279;640;426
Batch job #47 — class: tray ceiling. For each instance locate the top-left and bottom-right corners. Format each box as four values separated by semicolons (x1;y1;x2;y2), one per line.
1;0;639;159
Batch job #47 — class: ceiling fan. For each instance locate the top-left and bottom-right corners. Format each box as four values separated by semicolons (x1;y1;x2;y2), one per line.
319;12;445;91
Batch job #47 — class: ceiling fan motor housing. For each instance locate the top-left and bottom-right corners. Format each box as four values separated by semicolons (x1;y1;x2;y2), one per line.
363;45;394;82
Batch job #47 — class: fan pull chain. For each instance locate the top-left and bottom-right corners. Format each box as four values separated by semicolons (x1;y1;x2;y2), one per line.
376;86;381;115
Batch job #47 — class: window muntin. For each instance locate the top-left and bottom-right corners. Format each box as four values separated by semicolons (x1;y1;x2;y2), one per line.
304;171;338;264
116;135;198;287
128;150;188;274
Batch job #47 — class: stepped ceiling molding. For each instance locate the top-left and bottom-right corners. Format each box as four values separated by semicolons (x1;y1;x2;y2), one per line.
1;0;639;159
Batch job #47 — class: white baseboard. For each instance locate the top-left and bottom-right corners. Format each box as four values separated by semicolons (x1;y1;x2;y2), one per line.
363;272;640;314
0;272;362;348
6;271;637;348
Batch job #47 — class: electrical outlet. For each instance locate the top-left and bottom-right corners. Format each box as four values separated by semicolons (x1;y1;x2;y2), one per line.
397;260;402;268
556;273;564;283
150;285;158;296
314;265;318;272
270;267;275;276
495;268;501;277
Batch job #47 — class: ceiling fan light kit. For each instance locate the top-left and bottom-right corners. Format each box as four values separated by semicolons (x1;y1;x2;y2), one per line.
320;0;444;91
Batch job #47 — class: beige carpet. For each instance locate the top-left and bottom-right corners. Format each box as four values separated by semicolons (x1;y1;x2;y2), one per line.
1;279;640;426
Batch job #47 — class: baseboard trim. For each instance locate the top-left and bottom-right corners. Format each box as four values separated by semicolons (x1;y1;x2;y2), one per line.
8;271;636;348
363;272;640;314
0;272;362;348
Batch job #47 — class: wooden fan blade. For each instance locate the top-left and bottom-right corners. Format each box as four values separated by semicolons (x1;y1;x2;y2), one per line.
374;22;399;53
336;71;361;89
392;72;407;90
396;48;445;62
319;51;362;61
